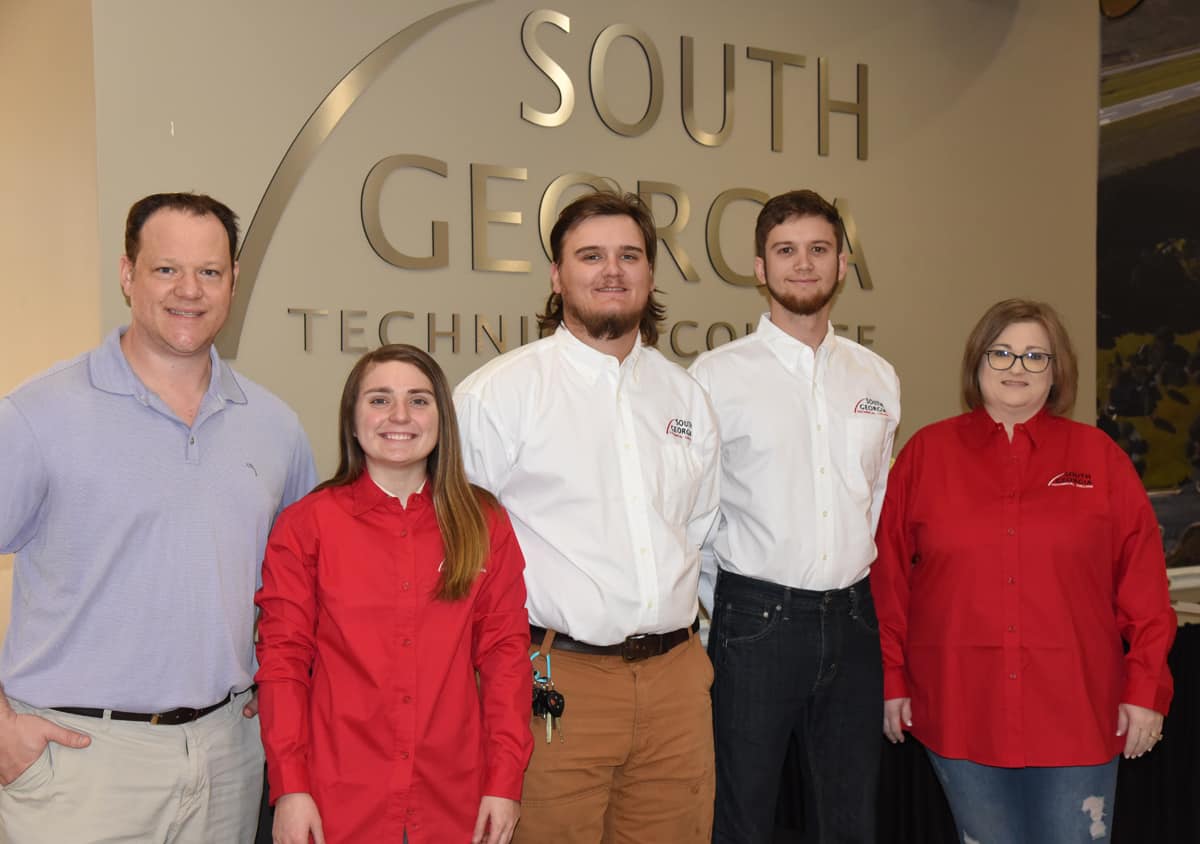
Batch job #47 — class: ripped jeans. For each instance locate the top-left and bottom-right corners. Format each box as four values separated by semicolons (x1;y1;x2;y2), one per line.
926;750;1119;844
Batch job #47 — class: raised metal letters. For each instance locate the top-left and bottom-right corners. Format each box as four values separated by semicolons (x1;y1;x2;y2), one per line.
362;155;450;270
590;24;664;137
681;37;734;147
521;9;575;128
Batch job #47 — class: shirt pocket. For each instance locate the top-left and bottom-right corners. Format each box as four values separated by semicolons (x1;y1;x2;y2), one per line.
652;441;703;525
844;414;889;493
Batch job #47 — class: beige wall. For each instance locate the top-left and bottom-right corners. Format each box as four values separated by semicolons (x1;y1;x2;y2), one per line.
2;0;1106;639
0;0;102;643
90;0;1100;477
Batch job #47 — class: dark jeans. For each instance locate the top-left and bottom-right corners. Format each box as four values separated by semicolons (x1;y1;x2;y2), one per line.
709;570;882;844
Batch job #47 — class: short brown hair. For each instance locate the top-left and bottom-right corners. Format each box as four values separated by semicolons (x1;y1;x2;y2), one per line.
539;190;665;345
318;344;495;601
124;192;239;264
755;190;843;258
961;298;1078;416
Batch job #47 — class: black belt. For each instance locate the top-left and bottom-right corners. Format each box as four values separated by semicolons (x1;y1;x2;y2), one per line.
531;620;698;662
53;692;232;725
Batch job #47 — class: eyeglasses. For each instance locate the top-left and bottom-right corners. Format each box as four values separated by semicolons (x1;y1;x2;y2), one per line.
984;349;1054;373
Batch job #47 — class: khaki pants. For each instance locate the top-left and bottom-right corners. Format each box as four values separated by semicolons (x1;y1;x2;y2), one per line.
0;689;263;844
515;633;715;844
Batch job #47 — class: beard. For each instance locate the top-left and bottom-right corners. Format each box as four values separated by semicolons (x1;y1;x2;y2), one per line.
764;277;839;317
563;298;644;341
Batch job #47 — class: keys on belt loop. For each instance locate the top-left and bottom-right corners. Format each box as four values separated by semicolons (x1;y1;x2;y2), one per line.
530;636;567;744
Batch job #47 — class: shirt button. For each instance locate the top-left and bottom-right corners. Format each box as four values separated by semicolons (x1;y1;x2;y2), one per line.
1007;625;1016;632
403;695;413;703
400;529;409;538
1009;673;1017;680
403;638;412;646
821;553;828;561
819;467;825;475
822;511;828;518
401;582;411;591
1007;577;1016;585
400;751;410;759
816;424;823;432
1006;528;1015;536
189;436;195;445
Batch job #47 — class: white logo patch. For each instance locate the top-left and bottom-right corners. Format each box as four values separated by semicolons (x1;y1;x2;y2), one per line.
853;397;888;416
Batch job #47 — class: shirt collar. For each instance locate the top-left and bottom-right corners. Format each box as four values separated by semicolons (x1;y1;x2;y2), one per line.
756;313;837;372
553;323;644;383
963;404;1055;448
350;469;433;515
88;326;247;407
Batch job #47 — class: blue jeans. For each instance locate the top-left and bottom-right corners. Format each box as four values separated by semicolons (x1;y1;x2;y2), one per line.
709;571;882;844
926;750;1120;844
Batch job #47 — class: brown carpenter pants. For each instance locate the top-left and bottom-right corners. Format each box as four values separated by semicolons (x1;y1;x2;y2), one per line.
514;633;715;844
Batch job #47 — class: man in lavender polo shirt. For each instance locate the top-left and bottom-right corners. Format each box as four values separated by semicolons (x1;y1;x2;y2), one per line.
0;193;316;842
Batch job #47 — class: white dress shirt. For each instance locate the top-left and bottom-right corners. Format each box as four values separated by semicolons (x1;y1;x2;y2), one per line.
455;326;720;646
688;314;900;609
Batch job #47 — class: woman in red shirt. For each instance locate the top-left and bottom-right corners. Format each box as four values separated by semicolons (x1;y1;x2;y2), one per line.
872;299;1175;843
256;344;533;844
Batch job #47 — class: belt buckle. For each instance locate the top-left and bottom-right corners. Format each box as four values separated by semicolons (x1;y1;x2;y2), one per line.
621;633;657;662
151;707;196;726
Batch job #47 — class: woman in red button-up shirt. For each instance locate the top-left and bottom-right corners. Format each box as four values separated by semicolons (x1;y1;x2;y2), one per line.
256;344;533;844
872;299;1175;844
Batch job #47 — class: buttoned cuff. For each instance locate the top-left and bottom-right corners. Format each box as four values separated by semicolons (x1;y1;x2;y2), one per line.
1121;674;1172;717
267;758;312;805
883;667;910;701
483;761;525;802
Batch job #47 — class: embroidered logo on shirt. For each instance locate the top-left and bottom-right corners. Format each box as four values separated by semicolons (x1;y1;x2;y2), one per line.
438;558;484;573
665;418;693;441
853;397;888;416
1047;471;1093;489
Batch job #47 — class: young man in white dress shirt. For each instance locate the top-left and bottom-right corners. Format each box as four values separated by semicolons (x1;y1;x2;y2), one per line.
455;190;720;843
689;190;900;843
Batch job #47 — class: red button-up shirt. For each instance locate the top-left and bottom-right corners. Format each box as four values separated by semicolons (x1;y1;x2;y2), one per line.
255;473;532;842
872;407;1175;767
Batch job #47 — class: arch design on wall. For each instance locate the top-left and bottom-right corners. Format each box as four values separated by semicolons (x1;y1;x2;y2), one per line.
216;0;490;358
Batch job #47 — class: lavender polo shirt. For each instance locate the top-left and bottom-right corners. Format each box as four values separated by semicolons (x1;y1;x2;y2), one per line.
0;328;317;711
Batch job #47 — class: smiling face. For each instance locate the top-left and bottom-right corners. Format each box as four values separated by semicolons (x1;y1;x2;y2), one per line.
119;209;237;363
550;214;655;347
755;213;847;320
354;360;439;482
979;320;1055;426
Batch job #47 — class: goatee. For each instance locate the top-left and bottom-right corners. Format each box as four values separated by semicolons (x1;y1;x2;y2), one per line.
564;301;643;341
